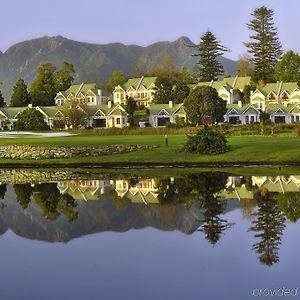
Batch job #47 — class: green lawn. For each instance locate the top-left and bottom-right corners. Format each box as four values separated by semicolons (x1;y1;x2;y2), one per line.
0;132;300;166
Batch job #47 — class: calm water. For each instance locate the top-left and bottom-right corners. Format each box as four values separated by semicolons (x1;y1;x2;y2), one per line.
0;170;299;300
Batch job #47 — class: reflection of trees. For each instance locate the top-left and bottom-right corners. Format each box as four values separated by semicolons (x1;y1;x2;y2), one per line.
0;184;7;200
249;187;286;266
14;184;33;209
32;184;78;222
0;184;7;209
12;183;78;222
195;173;234;245
158;172;233;244
276;192;300;223
112;194;131;210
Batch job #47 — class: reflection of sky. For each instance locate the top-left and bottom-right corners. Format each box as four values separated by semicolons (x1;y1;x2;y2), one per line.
0;209;299;300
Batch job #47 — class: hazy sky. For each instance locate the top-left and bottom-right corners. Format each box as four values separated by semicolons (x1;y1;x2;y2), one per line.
1;0;299;59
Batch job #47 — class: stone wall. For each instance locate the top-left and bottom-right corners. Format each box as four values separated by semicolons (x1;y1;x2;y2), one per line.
0;144;156;160
0;169;113;184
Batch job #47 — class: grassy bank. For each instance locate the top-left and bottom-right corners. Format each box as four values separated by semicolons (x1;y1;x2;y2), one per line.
0;132;299;166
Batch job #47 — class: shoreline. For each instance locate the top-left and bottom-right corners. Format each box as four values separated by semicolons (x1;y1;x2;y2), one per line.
0;161;298;169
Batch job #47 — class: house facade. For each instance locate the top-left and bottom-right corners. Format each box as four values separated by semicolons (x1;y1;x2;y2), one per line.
0;103;129;130
148;102;186;127
250;82;300;110
113;76;157;107
0;107;28;130
224;103;261;124
222;80;300;124
55;83;109;106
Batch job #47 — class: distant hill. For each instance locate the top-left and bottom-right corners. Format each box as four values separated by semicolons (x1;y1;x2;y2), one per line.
0;36;237;99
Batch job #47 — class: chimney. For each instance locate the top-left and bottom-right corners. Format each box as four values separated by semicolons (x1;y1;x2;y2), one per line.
238;100;242;108
169;100;173;108
28;104;33;109
98;89;102;96
108;100;112;108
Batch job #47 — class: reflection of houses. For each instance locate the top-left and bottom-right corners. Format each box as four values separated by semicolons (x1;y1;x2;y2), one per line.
218;176;254;200
113;76;157;107
115;179;159;204
219;176;300;201
252;176;300;194
57;180;114;201
55;83;109;106
57;178;160;204
148;102;186;127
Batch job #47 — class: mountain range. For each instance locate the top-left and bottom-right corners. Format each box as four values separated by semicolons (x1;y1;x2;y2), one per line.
0;36;237;99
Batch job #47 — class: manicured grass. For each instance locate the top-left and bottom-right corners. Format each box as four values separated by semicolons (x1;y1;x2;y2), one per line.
0;132;300;166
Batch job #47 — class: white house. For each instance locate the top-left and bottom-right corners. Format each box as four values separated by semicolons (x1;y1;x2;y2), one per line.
113;76;157;107
148;101;186;127
55;83;109;106
224;103;260;124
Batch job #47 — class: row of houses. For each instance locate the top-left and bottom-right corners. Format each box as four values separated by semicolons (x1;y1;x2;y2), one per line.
3;76;300;128
57;175;300;202
0;101;186;130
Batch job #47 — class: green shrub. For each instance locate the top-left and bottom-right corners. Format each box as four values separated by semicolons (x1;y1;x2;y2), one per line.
14;109;50;131
184;127;228;154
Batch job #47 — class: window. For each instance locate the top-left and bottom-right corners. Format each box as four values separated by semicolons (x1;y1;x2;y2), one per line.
116;94;119;98
116;118;121;125
281;92;289;100
122;118;126;125
268;92;276;100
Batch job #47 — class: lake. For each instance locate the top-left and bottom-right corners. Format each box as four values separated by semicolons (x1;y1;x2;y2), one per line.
0;169;299;300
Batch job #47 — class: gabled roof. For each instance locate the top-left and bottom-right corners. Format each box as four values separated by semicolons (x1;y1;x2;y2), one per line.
265;104;291;114
193;77;252;92
289;104;300;114
0;107;27;119
84;104;128;117
36;106;64;118
281;82;298;94
234;76;252;90
226;104;260;114
149;103;185;115
122;76;157;91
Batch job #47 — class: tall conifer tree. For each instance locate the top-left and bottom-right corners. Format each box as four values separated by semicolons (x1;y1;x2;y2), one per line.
245;6;282;83
10;78;31;107
0;90;5;107
192;31;228;81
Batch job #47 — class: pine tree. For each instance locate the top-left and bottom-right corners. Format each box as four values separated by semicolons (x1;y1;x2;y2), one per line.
10;78;31;107
245;6;282;83
192;31;228;81
0;90;5;107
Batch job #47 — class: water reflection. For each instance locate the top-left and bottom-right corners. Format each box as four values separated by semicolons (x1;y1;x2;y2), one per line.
0;171;299;267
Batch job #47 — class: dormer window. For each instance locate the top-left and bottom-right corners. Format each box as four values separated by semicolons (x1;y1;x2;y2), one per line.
268;92;276;100
281;92;289;100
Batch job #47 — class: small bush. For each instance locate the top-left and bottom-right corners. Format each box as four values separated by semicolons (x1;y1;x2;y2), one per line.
184;127;228;154
293;126;300;136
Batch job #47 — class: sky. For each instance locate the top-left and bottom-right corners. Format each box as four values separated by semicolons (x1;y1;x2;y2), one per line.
0;0;299;60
